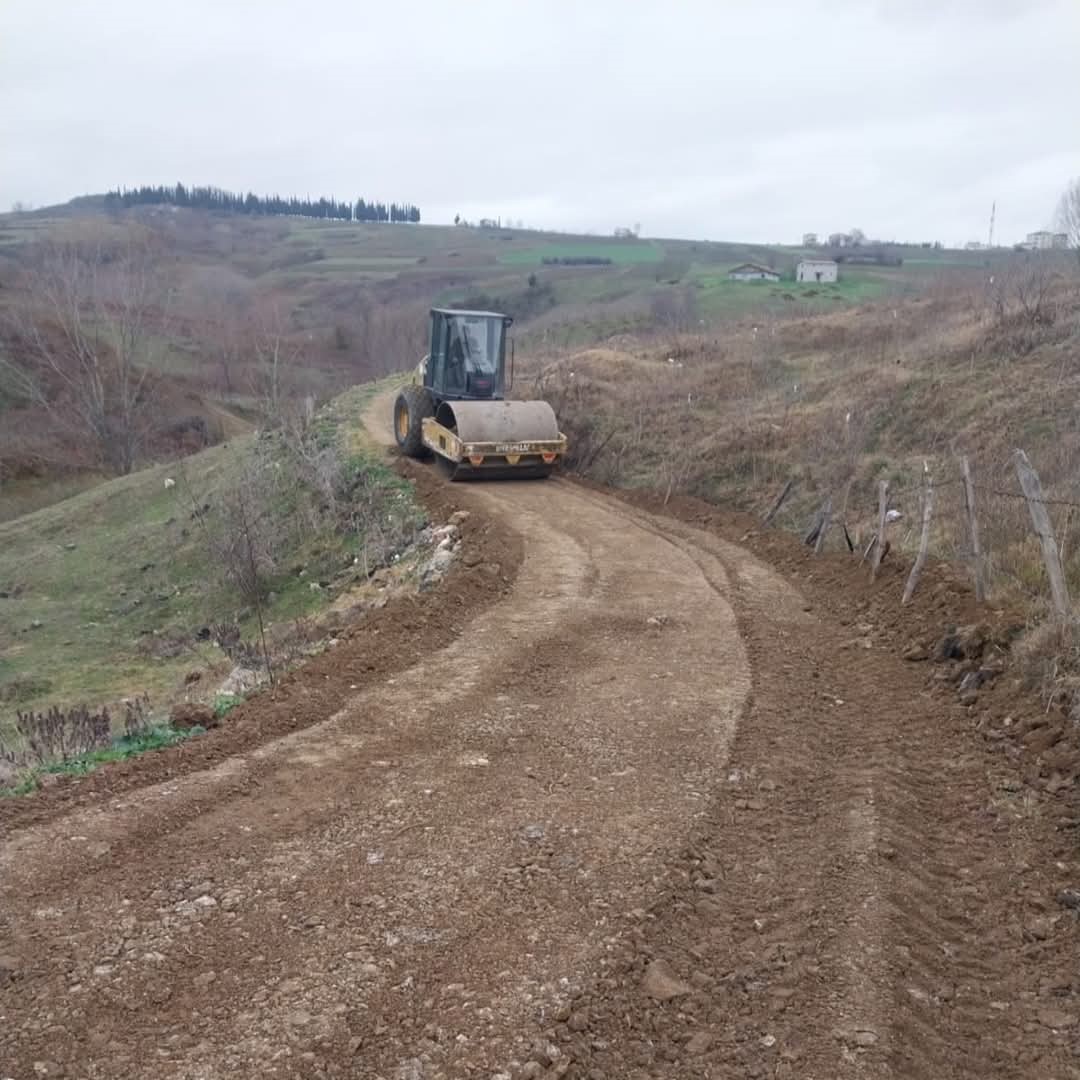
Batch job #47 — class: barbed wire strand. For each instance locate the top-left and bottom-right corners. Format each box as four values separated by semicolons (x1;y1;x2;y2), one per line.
876;477;1080;511
974;486;1080;510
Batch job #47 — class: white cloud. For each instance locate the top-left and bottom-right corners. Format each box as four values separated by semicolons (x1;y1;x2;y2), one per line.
1;0;1077;243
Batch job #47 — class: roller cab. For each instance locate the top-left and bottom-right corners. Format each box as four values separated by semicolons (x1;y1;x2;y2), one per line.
393;308;567;481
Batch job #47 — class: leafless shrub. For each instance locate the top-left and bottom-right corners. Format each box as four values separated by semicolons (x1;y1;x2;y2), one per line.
248;298;305;426
185;453;286;609
267;617;324;667
347;464;423;576
183;264;255;396
1056;177;1080;272
1;226;173;475
1013;616;1080;723
649;286;699;335
5;697;148;767
16;704;111;763
121;697;151;739
982;255;1070;360
180;456;282;683
350;300;430;378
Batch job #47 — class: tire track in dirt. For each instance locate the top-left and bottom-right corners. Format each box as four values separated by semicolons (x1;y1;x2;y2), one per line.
4;395;1078;1079
548;488;894;1078
547;488;1070;1079
0;446;750;1078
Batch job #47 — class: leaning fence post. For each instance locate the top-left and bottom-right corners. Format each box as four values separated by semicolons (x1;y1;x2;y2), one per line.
762;477;796;526
961;456;985;602
902;466;934;604
1014;449;1070;617
871;480;890;580
803;499;825;546
814;497;833;555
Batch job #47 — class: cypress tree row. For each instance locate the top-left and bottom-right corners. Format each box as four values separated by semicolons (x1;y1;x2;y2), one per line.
104;184;420;223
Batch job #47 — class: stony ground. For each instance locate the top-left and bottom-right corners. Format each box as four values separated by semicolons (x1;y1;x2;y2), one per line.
4;393;1080;1080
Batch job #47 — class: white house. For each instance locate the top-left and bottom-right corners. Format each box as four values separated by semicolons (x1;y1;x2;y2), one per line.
1024;230;1070;250
728;262;780;282
796;258;838;283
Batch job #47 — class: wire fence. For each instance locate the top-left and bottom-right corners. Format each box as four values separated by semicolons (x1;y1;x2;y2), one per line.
767;450;1080;617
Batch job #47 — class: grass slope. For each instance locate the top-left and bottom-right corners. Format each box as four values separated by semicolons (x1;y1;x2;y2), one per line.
0;378;417;727
531;273;1080;606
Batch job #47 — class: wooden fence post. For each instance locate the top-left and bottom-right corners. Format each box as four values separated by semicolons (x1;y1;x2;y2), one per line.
871;480;890;580
961;456;985;603
902;467;935;604
1014;449;1071;616
803;499;825;546
814;497;833;555
762;477;795;526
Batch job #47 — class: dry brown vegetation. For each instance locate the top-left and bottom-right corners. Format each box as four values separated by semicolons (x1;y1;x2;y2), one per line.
523;257;1080;717
0;212;433;503
527;257;1080;607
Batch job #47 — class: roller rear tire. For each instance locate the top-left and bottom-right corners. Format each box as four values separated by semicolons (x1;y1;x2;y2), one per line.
394;386;434;458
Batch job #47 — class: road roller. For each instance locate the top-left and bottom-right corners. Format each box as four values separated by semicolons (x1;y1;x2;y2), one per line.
393;308;567;480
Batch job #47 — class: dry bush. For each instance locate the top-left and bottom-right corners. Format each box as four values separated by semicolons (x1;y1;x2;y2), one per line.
1013;617;1080;722
980;257;1078;362
180;449;286;682
2;698;150;769
345;462;424;575
519;269;1080;613
352;300;431;378
193;455;286;607
1;225;174;475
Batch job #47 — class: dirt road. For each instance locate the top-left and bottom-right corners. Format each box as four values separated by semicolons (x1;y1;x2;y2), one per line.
4;392;1080;1079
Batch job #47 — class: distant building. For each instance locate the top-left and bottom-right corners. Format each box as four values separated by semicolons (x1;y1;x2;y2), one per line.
1026;230;1055;250
802;232;819;247
964;241;986;251
1053;232;1069;249
728;262;780;282
796;258;838;283
828;232;851;248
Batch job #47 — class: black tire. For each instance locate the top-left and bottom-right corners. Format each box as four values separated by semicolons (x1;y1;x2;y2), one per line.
393;386;433;458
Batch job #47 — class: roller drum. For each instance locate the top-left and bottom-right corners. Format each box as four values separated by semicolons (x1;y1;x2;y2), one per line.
435;400;560;444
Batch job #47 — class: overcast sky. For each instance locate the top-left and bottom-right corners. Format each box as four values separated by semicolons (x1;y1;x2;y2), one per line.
2;0;1078;245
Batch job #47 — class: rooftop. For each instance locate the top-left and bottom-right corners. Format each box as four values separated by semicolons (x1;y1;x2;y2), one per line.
431;307;512;321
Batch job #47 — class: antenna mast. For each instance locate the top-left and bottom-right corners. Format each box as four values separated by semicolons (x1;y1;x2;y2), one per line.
988;200;996;249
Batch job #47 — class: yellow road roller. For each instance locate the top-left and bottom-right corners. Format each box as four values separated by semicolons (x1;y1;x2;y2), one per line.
393;308;567;480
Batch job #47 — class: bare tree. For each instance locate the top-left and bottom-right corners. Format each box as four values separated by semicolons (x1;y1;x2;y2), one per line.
179;456;281;685
0;342;38;406
988;253;1057;331
352;300;429;377
248;298;302;424
1056;177;1080;270
184;265;253;396
4;228;171;474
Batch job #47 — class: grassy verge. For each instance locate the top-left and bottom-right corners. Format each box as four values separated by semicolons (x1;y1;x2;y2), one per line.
0;376;421;730
2;724;201;796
